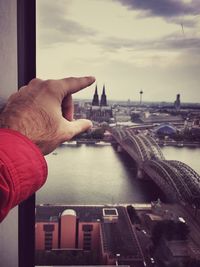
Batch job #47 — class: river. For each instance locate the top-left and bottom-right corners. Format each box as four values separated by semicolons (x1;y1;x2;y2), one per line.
36;143;200;205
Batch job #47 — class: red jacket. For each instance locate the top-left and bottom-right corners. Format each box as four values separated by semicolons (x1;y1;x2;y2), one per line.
0;129;47;222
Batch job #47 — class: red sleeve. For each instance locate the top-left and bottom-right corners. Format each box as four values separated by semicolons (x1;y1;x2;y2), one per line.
0;129;47;222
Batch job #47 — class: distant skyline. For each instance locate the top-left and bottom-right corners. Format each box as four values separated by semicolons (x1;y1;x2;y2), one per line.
37;0;200;103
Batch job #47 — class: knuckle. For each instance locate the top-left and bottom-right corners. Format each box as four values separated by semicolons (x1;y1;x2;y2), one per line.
42;79;60;93
42;79;54;89
29;78;41;86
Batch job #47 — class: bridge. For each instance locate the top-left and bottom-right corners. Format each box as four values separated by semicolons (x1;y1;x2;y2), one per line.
110;126;200;205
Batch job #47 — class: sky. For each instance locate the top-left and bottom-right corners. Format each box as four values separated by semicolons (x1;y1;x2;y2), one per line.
36;0;200;103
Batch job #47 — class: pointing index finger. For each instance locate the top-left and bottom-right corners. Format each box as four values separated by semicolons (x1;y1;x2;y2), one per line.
60;76;96;96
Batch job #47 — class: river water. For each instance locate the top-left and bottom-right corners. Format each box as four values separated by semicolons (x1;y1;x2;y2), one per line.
36;144;200;205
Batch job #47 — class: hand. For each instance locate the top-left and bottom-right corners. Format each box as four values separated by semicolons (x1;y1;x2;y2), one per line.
0;76;95;155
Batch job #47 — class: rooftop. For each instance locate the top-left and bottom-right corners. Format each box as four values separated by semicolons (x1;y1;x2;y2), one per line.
101;207;142;258
140;114;183;124
145;213;163;221
165;240;189;257
61;209;76;217
36;205;103;222
103;208;118;217
36;205;143;259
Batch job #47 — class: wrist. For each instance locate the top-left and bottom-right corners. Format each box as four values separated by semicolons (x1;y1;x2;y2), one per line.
0;111;27;136
0;113;10;129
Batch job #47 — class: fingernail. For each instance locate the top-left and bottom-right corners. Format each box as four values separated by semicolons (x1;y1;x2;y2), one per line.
85;76;96;80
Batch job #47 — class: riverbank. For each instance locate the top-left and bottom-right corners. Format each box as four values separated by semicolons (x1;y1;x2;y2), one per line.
158;140;200;148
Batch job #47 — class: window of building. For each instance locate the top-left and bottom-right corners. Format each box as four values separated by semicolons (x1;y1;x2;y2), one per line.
82;224;93;232
44;232;53;251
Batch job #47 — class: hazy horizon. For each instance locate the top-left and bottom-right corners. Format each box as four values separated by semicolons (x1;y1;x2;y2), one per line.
73;96;200;105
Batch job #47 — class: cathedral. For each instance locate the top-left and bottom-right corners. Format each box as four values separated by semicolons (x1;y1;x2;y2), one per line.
88;85;112;123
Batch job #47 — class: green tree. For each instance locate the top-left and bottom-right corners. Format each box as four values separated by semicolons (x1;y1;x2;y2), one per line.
185;258;200;267
91;128;105;139
152;220;190;246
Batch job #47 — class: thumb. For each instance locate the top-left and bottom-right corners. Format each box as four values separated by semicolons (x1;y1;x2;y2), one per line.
61;119;93;141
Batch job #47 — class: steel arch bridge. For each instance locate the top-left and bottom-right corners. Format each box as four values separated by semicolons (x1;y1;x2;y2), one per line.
168;161;200;202
143;160;200;203
110;126;200;204
111;127;165;166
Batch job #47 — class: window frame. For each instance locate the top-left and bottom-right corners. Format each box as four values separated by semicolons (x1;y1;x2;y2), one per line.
17;1;36;267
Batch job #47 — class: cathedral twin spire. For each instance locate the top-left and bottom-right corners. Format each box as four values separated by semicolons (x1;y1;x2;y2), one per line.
92;84;107;106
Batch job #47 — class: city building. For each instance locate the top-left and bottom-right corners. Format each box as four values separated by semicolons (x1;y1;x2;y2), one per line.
154;123;177;136
139;111;183;124
174;94;181;112
138;200;200;265
113;106;132;123
88;85;112;123
161;239;190;265
35;205;144;266
73;101;87;119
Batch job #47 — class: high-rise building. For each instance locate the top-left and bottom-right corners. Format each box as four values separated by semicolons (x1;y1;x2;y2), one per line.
92;85;99;106
174;94;181;111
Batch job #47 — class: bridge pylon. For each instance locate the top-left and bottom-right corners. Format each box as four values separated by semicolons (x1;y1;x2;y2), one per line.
117;144;123;153
137;167;144;179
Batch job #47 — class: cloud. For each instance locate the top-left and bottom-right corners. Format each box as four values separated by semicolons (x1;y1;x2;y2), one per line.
96;33;200;53
115;0;200;18
167;16;198;28
162;35;200;51
37;0;199;50
37;0;97;47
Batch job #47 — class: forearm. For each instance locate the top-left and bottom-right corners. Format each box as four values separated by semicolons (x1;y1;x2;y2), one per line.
0;128;47;222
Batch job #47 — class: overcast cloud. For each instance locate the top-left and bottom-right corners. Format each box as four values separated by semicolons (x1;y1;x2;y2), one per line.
37;0;200;103
116;0;200;17
37;0;97;47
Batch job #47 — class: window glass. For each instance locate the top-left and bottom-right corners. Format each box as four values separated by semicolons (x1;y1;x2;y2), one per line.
36;1;200;266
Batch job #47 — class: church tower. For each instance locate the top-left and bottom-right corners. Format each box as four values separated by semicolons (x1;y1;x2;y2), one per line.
100;84;107;106
92;85;99;106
